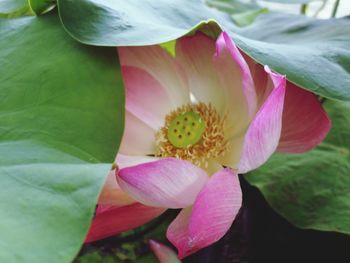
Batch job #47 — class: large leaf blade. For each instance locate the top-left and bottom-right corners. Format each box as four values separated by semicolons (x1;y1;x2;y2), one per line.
57;0;350;100
0;13;124;263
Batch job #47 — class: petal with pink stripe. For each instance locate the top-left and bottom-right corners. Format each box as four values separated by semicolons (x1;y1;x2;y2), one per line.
214;32;257;136
117;158;209;208
122;66;173;130
238;66;286;173
167;169;242;259
118;46;189;114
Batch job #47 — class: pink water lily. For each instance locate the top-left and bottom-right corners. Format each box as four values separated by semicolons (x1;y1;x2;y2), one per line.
87;31;330;257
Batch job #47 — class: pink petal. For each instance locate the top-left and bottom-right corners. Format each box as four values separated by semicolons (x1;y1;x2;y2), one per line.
149;240;181;263
277;82;331;153
118;46;189;123
187;168;241;257
175;33;226;113
119;110;157;155
117;158;209;208
98;169;135;206
122;66;173;130
238;66;286;173
243;56;330;153
214;32;257;136
167;169;242;259
85;203;165;243
166;207;192;259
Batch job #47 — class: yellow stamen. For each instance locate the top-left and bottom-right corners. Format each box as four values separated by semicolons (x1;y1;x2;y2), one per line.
156;102;230;167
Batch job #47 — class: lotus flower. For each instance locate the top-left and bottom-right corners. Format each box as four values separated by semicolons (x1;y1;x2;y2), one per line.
86;31;330;258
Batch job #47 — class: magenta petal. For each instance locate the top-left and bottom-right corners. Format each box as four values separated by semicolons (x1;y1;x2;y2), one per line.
167;169;242;259
85;203;165;243
185;168;241;258
277;82;331;153
166;207;192;259
117;158;209;208
238;66;286;173
167;169;242;258
149;240;181;263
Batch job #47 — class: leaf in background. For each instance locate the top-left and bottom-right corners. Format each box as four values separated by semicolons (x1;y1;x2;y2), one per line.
0;0;32;17
29;0;56;15
322;101;350;149
245;100;350;234
260;0;319;3
231;7;269;27
0;12;124;263
206;0;261;14
232;13;350;101
57;0;350;101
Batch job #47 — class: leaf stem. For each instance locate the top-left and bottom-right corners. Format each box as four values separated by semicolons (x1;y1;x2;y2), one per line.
331;0;340;17
314;0;328;17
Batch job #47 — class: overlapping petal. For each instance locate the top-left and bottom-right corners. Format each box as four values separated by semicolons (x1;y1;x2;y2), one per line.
214;32;257;135
277;82;331;153
117;158;209;208
208;32;259;169
98;170;135;206
85;203;165;243
238;66;286;173
245;56;331;154
167;169;242;259
166;208;192;259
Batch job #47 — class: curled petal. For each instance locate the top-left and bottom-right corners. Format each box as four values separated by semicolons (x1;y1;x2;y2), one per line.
149;240;181;263
239;66;286;173
167;169;242;259
85;203;165;243
117;158;209;208
277;82;331;153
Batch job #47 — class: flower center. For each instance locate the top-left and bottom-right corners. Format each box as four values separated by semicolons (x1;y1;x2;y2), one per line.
167;111;205;148
156;103;229;167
